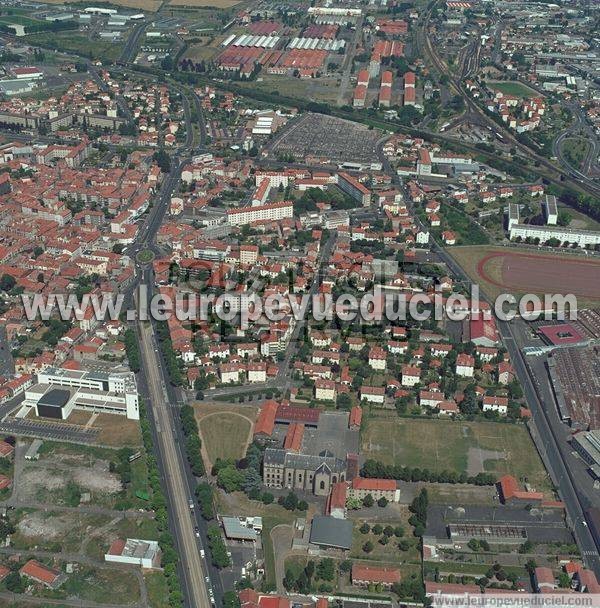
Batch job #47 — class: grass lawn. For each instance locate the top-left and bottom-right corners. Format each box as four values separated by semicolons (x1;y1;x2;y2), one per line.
488;81;539;98
0;15;41;26
25;32;124;62
199;412;251;462
559;203;600;231
436;204;490;246
362;418;552;493
196;404;256;464
93;413;143;448
561;137;591;172
145;571;170;608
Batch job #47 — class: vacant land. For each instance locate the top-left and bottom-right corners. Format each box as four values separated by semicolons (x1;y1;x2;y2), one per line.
0;14;41;26
238;75;342;106
146;571;170;608
25;32;125;61
488;81;539;98
12;510;111;553
39;0;161;9
449;245;600;305
561;137;591;172
169;0;241;6
362;418;552;493
195;403;257;465
18;442;149;510
36;564;141;605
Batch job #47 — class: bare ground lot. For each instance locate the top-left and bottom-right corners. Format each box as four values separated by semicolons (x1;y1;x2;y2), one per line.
15;443;144;509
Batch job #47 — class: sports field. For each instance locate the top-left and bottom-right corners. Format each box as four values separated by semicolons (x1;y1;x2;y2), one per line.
196;404;257;465
449;245;600;305
488;80;539;98
362;418;552;493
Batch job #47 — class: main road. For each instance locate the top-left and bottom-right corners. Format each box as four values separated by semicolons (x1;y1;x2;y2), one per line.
136;318;213;608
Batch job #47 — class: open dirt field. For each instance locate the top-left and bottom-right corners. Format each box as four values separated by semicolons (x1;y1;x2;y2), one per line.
18;444;122;506
362;418;552;493
450;246;600;305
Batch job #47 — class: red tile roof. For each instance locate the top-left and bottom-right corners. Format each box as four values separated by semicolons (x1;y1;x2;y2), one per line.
349;406;362;428
107;539;127;556
283;423;304;452
327;481;348;512
352;477;396;491
352;564;401;585
254;400;278;437
498;475;544;503
20;560;61;586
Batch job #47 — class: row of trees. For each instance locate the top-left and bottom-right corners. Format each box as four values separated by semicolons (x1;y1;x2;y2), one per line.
361;459;496;487
139;399;184;607
124;329;140;372
180;404;205;476
408;488;429;537
207;526;230;569
195;482;214;520
156;321;183;386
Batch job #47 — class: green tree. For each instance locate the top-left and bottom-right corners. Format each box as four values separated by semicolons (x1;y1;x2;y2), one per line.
217;465;246;493
317;558;336;581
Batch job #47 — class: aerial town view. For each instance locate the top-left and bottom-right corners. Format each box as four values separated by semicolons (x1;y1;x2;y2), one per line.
0;0;598;606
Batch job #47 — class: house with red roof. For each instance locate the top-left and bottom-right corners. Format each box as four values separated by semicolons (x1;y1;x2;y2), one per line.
349;406;362;429
534;567;556;592
20;560;65;589
326;481;347;519
253;400;278;442
497;475;544;505
349;477;399;502
352;564;401;588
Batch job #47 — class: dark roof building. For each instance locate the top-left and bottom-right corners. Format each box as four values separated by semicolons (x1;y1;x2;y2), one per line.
309;515;353;550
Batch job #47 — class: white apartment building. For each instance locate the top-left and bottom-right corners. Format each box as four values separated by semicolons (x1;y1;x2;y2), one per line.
510;223;600;247
227;201;293;226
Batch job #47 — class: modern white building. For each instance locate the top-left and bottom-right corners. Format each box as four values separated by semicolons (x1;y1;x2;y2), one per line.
507;203;520;230
227;201;293;226
510;223;600;247
543;195;558;225
24;367;139;420
105;539;161;568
